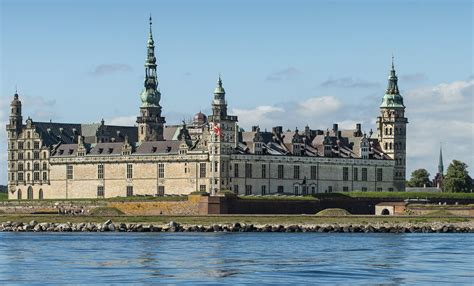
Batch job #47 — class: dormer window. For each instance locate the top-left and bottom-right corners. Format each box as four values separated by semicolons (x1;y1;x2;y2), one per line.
108;148;113;154
152;147;157;153
98;148;104;154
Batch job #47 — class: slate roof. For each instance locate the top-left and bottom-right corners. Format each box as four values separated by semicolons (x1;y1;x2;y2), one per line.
237;127;390;160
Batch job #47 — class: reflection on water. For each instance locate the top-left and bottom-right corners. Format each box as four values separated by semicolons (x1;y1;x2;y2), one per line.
0;233;472;284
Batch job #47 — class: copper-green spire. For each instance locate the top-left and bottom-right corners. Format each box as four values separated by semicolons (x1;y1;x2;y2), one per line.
140;15;161;107
380;55;405;108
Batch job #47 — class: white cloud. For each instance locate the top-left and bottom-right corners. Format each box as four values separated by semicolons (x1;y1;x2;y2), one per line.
105;115;136;126
232;95;347;131
405;79;473;177
297;96;342;117
233;105;284;129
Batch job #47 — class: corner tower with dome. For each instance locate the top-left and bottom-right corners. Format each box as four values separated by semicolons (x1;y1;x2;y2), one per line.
5;18;408;200
376;57;408;191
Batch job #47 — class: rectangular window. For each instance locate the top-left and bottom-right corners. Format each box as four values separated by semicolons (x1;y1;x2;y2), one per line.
42;172;47;181
311;186;316;194
388;187;394;192
343;167;349;181
362;168;368;181
199;185;206;192
343;186;349;192
66;165;73;179
311;166;317;180
294;165;300;179
245;163;252;178
277;186;284;193
157;186;165;196
126;186;133;197
377;168;383;182
126;164;133;179
294;185;299;195
18;152;23;160
18;142;24;150
376;187;382;192
261;185;266;195
278;165;284;179
34;142;40;149
158;163;165;178
245;185;252;195
33;171;39;181
200;163;206;178
98;164;104;179
261;164;266;178
233;185;239;194
328;186;333;193
18;172;23;181
353;168;358;181
233;163;238;177
361;187;367;192
33;151;39;160
97;186;104;197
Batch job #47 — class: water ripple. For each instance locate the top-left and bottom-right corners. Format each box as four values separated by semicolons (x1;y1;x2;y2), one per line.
0;233;472;284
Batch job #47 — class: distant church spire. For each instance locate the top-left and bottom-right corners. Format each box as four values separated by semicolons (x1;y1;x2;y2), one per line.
438;144;444;175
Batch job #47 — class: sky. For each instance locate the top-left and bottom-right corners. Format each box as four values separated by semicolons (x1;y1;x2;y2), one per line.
0;0;473;185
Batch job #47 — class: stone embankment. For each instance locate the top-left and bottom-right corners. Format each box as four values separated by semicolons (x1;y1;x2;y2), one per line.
1;220;473;233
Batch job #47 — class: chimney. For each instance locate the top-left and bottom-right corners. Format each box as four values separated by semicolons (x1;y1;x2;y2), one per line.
333;123;338;132
272;126;283;136
251;126;258;132
337;130;342;139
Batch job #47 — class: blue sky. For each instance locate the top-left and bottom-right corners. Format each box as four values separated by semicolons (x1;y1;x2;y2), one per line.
1;0;473;184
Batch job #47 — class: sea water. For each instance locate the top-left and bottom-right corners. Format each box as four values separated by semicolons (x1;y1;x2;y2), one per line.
0;233;472;284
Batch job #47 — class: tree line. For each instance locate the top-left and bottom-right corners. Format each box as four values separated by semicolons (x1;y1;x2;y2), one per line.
407;160;472;192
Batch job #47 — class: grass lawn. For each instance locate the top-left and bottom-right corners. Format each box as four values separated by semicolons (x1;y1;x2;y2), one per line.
0;214;471;225
0;193;7;201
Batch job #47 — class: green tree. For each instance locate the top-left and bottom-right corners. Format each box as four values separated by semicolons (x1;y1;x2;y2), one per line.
407;169;432;187
443;160;472;193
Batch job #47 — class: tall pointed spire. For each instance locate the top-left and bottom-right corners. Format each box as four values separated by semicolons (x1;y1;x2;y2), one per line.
140;15;160;107
380;55;405;108
387;55;399;94
438;144;444;175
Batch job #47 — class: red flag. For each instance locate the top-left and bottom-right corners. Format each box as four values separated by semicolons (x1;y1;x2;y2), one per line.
213;123;222;136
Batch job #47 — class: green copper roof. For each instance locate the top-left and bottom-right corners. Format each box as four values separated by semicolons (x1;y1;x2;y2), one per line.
214;75;225;95
140;16;161;108
380;57;405;108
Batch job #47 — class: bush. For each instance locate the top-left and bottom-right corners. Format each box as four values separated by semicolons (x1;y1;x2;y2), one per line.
189;191;209;196
315;208;351;216
90;207;124;216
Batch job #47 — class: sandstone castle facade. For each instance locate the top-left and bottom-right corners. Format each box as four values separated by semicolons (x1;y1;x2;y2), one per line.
5;18;408;200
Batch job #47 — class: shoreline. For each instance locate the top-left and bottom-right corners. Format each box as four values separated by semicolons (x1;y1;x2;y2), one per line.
1;220;473;233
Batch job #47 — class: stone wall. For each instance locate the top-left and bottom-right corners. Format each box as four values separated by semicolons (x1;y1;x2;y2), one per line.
107;196;201;216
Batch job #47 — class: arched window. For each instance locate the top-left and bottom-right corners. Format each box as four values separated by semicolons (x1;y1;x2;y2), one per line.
389;128;392;135
27;187;33;200
385;143;388;150
17;189;22;200
27;162;30;170
27;173;30;181
39;189;43;200
385;128;388;135
42;162;47;170
389;142;392;150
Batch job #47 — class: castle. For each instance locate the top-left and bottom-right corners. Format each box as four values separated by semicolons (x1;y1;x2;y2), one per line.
5;18;408;200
